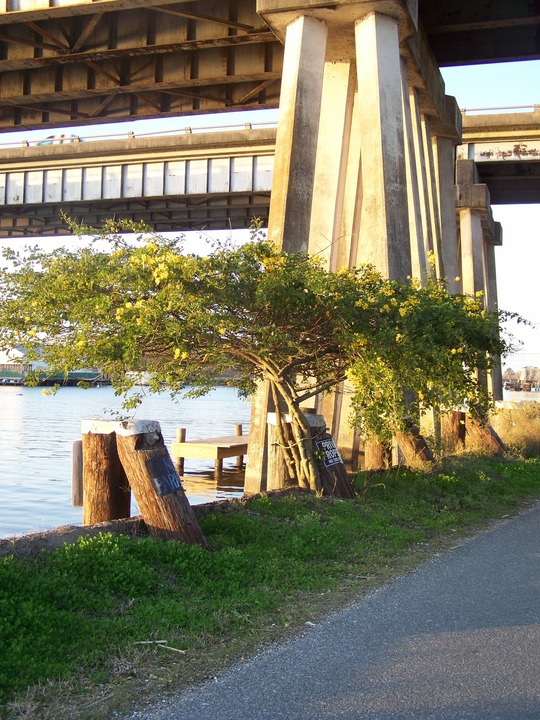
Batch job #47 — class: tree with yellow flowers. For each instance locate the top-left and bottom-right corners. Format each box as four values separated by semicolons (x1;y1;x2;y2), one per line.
0;220;511;493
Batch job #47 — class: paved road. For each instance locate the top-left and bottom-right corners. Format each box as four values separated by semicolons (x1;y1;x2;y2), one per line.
127;502;540;720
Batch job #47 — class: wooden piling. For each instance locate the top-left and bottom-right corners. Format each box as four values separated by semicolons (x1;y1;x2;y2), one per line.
394;423;436;466
235;423;244;469
363;436;392;470
81;421;131;525
465;417;506;454
174;428;186;475
71;440;83;508
441;410;466;453
114;420;209;547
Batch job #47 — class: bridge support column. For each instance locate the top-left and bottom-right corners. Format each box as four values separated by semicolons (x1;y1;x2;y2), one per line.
267;14;328;253
308;59;357;268
421;116;445;279
245;13;327;490
403;78;428;281
307;59;363;465
459;208;485;297
408;88;435;281
434;136;461;293
485;242;503;400
248;1;457;485
354;12;411;281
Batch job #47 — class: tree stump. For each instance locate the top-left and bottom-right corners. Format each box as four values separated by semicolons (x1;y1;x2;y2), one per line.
81;421;131;525
115;420;210;547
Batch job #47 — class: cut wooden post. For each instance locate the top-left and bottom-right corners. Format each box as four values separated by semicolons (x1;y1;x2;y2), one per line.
465;417;506;454
394;423;436;466
363;436;392;470
71;440;83;508
114;420;209;547
235;423;244;469
81;420;131;525
174;428;186;475
441;410;466;453
312;425;356;499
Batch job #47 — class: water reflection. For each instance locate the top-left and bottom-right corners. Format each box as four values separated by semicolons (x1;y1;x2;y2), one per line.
180;468;245;503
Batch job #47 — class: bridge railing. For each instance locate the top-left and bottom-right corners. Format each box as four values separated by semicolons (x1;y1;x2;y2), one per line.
0;119;280;150
461;104;539;115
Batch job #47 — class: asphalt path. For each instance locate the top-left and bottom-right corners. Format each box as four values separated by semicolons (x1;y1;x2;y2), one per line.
126;502;540;720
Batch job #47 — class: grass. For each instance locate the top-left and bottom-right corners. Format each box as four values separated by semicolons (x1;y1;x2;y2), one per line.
1;453;540;720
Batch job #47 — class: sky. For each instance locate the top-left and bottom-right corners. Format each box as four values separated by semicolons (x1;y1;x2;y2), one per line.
441;60;540;370
0;59;538;369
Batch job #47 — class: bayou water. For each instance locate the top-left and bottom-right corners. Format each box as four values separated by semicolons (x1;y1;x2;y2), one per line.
0;385;251;537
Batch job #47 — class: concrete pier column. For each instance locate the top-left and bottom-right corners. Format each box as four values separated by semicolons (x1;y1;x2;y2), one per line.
308;60;363;467
433;136;461;294
308;60;357;270
246;13;327;492
421;117;444;278
485;241;503;400
354;12;411;281
267;14;328;253
459;208;485;297
401;64;427;281
408;87;434;280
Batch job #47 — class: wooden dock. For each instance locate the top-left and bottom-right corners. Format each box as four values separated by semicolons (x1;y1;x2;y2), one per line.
171;424;248;475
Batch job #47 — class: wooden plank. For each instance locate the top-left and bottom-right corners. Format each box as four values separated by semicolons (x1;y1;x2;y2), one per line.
171;435;248;460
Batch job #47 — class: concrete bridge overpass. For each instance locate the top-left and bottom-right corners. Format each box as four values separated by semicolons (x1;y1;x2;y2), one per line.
0;124;277;235
459;107;540;205
0;107;538;238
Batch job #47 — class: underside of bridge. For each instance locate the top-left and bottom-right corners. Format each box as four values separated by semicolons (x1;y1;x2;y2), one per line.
0;193;272;236
0;0;538;133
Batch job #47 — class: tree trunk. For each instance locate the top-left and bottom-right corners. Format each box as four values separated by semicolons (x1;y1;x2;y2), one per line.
115;420;210;547
81;424;131;525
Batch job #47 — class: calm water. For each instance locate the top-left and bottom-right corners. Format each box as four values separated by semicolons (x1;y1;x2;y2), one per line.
0;385;251;538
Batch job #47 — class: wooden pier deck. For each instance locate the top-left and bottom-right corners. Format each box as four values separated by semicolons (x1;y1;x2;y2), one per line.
171;425;248;475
